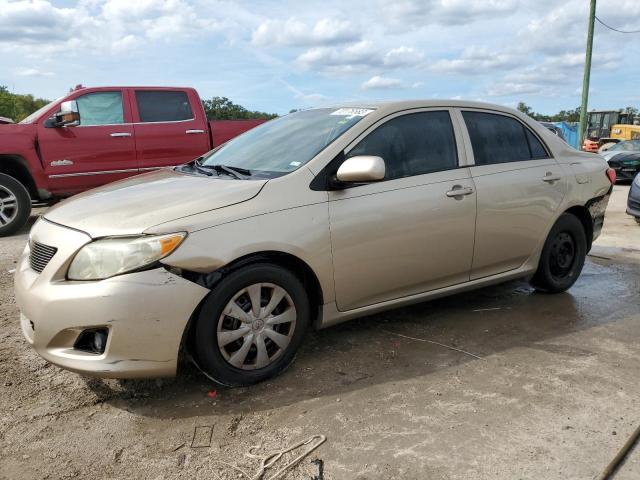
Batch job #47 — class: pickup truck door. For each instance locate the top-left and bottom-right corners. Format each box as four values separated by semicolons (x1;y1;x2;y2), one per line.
130;89;211;170
38;89;137;194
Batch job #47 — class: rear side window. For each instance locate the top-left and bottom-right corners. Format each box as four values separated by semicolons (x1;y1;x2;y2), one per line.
76;91;123;126
462;111;549;165
347;111;458;180
135;90;193;123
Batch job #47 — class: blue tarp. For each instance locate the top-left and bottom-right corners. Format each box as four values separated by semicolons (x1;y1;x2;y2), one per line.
552;122;579;149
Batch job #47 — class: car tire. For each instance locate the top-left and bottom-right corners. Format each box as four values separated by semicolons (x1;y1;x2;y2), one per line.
193;263;310;387
635;217;640;225
0;173;31;237
531;213;587;293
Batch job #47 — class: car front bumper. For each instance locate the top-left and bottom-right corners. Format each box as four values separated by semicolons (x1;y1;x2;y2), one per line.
14;218;209;378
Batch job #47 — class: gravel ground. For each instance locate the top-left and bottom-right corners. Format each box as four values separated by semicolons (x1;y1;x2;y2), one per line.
1;185;639;480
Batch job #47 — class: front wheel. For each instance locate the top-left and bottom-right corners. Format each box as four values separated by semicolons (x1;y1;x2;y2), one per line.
531;213;587;293
0;173;31;237
193;263;310;386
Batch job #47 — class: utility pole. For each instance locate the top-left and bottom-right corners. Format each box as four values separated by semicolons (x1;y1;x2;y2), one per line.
578;0;597;144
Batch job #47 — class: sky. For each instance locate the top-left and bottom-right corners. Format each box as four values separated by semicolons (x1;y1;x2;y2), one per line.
1;0;639;115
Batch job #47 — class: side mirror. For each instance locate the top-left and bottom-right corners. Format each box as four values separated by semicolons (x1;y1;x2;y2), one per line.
47;100;80;127
336;156;385;183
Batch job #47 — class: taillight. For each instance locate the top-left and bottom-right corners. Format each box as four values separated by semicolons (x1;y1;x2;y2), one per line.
606;168;616;184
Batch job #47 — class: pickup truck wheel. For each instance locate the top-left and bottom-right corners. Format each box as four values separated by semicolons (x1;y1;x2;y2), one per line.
193;263;310;387
0;173;31;237
531;213;587;293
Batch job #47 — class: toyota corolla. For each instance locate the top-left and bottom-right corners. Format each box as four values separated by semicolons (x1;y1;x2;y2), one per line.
15;101;615;386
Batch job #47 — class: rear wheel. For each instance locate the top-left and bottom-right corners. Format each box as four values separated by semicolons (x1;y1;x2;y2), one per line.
635;217;640;225
193;263;310;386
531;213;587;293
0;173;31;237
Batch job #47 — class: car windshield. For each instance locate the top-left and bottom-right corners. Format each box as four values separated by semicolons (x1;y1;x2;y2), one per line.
199;107;374;178
19;97;64;124
611;140;640;152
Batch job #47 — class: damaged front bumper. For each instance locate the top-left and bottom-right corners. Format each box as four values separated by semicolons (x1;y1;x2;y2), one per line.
14;219;209;378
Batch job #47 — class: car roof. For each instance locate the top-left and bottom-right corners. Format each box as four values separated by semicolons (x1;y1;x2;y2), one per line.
319;99;524;117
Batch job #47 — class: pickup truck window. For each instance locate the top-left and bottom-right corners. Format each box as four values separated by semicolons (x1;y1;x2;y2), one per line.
135;90;193;123
76;92;124;126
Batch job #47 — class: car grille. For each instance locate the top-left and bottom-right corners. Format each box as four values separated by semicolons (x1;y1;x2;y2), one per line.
30;241;58;273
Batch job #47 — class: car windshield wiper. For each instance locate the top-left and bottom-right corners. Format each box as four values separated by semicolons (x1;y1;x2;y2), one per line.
192;158;213;176
205;163;251;179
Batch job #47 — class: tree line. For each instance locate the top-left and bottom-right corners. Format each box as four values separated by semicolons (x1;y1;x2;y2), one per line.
517;102;639;122
0;87;277;122
0;86;50;122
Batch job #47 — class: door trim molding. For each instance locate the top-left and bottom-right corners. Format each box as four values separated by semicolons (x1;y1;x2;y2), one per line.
48;168;139;178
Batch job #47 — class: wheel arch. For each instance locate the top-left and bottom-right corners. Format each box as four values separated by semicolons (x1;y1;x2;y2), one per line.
176;250;325;371
0;154;37;199
563;205;594;251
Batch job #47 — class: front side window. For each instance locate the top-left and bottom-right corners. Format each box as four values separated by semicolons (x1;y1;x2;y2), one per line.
76;92;124;126
136;90;193;122
346;111;458;180
462;111;549;165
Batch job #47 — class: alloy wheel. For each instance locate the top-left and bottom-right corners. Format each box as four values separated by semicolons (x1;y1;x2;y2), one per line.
0;185;18;227
216;283;297;370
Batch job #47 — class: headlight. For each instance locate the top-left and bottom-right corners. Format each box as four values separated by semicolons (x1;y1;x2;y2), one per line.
67;233;186;280
635;174;640;187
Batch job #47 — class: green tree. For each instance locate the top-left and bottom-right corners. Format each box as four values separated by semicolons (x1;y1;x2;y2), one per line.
0;85;50;122
517;102;533;116
201;96;277;120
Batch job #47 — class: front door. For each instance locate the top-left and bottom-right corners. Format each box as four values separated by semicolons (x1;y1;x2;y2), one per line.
328;110;477;311
38;89;137;194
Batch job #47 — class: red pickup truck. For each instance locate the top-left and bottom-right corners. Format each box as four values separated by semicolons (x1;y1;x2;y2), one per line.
0;85;266;236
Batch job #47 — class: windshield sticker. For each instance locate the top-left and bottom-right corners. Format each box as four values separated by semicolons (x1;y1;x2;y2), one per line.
289;161;302;167
330;108;374;117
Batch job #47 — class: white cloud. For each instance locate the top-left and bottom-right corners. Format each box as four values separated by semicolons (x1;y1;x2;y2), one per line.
297;42;422;75
0;0;224;56
252;17;359;47
383;0;521;29
383;46;423;68
361;75;403;90
14;67;54;77
430;47;521;75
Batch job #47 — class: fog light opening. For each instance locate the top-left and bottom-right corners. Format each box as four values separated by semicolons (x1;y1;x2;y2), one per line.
74;328;109;355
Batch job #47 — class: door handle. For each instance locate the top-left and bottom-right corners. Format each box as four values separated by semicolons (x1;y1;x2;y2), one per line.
446;185;474;197
186;129;205;134
110;132;132;137
542;172;561;183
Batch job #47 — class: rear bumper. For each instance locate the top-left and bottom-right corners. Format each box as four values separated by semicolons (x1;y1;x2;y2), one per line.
14;219;209;378
587;187;612;243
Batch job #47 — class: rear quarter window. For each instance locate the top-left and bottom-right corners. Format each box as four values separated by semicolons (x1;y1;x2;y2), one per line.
135;90;193;123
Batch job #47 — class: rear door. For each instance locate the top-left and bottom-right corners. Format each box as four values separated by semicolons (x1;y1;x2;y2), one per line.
131;89;211;170
38;89;137;194
458;109;566;279
328;109;477;311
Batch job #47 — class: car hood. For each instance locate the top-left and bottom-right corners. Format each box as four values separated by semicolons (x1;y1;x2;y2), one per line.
44;169;267;237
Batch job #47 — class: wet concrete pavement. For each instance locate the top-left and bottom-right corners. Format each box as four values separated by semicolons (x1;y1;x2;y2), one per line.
1;185;639;479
